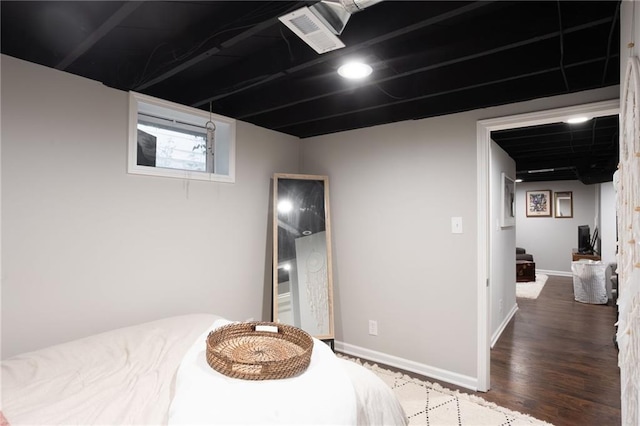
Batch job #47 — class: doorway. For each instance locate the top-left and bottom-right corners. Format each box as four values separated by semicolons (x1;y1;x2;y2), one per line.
475;99;620;391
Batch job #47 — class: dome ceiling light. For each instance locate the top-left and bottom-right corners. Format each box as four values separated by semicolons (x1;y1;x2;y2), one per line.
337;61;372;79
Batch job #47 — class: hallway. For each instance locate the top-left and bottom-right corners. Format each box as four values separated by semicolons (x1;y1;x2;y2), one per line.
484;274;620;425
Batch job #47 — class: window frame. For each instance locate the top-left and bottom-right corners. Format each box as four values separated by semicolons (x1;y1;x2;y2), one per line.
128;91;236;183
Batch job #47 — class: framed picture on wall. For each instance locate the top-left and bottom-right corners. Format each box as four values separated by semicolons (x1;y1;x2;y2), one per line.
500;172;516;227
526;190;552;217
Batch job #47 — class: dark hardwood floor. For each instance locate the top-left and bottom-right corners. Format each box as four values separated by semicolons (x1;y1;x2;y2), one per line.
357;274;621;425
483;274;620;426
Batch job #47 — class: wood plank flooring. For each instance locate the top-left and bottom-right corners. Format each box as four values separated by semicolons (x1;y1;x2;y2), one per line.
357;274;621;425
483;274;620;426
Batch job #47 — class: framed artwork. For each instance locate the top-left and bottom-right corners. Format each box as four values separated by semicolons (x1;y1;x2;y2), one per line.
526;190;552;217
500;172;516;227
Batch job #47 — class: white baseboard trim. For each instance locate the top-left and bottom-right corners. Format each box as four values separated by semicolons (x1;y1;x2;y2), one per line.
491;304;518;349
335;341;478;391
538;269;571;277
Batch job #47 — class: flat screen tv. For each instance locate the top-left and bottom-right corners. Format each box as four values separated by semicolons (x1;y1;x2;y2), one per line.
578;225;591;254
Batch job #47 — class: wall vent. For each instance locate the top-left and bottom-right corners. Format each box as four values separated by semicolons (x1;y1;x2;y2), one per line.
278;7;345;54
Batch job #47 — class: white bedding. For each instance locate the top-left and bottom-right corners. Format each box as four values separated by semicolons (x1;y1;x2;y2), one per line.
1;314;406;425
170;319;357;425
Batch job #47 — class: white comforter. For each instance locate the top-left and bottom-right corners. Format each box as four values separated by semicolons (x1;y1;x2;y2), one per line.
1;314;406;425
169;319;357;425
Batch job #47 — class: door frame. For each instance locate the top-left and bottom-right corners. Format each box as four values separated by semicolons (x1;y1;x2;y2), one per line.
475;99;619;391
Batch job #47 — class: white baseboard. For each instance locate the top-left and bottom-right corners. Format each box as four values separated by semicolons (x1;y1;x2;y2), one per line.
538;269;571;277
334;341;479;391
491;303;518;349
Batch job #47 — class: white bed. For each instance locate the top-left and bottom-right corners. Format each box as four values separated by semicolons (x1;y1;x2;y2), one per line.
1;314;406;425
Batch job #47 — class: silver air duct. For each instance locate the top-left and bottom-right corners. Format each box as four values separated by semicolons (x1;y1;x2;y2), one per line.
278;0;383;54
312;0;384;35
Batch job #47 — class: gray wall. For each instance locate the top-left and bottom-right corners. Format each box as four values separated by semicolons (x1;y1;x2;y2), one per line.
599;182;616;265
1;55;299;358
1;53;619;387
489;142;516;345
515;181;597;274
300;84;618;385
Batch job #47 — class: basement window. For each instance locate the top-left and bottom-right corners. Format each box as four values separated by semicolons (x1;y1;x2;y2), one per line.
128;92;235;182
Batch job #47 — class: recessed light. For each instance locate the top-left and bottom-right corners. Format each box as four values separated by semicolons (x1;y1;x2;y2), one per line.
515;179;523;183
338;61;372;79
566;116;590;124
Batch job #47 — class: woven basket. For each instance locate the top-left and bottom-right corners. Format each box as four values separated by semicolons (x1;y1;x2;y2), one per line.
206;321;313;380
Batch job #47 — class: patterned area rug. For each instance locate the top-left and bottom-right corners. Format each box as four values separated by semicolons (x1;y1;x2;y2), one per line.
516;274;549;299
348;358;554;426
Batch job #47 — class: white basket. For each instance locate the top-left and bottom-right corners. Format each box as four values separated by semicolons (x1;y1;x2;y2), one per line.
571;260;608;304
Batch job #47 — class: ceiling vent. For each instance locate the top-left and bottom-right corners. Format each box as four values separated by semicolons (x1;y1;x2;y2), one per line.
279;0;383;54
278;7;345;54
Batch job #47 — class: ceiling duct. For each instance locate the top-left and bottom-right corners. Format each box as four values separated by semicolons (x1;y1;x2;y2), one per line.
279;0;383;54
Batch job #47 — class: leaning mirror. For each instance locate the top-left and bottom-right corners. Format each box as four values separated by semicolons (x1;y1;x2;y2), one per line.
273;173;334;341
554;191;573;218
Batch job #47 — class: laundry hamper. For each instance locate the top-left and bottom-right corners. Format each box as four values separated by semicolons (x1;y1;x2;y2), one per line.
571;260;608;304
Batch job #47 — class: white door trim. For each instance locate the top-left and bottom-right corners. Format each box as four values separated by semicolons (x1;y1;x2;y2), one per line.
475;98;619;392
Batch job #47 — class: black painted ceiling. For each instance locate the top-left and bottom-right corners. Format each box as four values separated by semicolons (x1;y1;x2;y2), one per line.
1;1;621;184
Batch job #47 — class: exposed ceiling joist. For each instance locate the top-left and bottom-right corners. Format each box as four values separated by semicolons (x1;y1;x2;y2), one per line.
191;0;497;108
234;16;615;121
55;1;143;70
1;0;621;184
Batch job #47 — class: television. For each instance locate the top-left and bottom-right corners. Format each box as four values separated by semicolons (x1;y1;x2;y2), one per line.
578;225;592;254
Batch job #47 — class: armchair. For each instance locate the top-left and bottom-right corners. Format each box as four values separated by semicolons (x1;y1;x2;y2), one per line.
516;247;534;262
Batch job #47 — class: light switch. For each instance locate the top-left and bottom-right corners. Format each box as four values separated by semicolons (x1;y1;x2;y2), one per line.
451;217;463;234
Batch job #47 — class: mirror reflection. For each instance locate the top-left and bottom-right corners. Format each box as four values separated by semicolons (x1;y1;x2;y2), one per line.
554;191;573;218
273;174;334;340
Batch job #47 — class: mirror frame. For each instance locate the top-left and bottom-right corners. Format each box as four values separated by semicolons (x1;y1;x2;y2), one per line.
554;191;573;218
272;173;334;340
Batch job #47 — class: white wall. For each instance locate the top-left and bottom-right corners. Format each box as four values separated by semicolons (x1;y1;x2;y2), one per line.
1;55;299;358
300;84;618;387
489;142;516;346
515;180;597;275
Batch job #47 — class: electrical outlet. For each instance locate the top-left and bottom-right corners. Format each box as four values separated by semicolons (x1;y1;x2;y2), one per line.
368;320;378;336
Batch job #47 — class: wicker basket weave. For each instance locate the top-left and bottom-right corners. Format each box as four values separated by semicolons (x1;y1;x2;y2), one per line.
206;321;313;380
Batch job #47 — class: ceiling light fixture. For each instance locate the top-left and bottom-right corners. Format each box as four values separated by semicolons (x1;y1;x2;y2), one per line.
566;116;591;124
338;61;372;79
